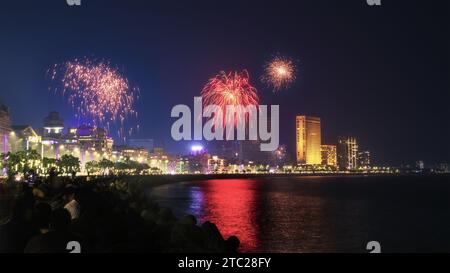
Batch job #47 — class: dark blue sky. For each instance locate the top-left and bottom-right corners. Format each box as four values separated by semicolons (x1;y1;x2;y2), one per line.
0;0;448;165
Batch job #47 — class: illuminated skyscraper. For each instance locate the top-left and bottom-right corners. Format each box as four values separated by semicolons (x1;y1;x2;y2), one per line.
296;116;321;165
357;151;371;168
321;144;337;167
337;137;358;170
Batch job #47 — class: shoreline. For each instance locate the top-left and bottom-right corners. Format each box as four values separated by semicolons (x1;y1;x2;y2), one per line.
2;172;448;187
85;172;450;190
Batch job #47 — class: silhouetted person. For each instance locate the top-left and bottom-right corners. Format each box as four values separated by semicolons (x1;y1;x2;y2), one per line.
24;209;80;253
63;186;80;220
31;203;52;235
0;193;35;253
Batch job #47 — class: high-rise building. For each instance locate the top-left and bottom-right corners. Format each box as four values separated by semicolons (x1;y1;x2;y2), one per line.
357;151;371;168
321;144;337;167
296;116;321;165
337;137;358;170
416;160;425;170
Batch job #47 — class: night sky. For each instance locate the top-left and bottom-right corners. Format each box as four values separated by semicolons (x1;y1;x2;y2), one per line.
0;0;448;165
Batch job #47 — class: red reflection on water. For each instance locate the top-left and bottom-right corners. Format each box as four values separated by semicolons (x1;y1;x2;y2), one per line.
198;179;258;252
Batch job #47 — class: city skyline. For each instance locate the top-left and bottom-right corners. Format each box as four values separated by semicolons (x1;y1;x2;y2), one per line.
0;105;446;171
0;88;447;168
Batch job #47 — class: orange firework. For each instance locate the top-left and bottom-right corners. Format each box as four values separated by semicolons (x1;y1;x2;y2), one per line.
201;70;259;126
261;55;296;91
50;58;139;140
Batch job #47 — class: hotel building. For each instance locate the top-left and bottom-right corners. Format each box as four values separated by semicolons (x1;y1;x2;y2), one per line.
0;104;12;155
296;116;321;165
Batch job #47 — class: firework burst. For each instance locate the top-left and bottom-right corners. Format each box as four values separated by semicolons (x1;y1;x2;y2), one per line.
261;55;296;91
49;58;139;140
201;70;259;126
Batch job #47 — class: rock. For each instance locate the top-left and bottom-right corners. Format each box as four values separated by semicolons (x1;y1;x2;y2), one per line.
170;221;204;252
140;209;158;223
179;215;197;226
201;221;227;252
226;236;240;252
157;207;176;225
129;202;139;210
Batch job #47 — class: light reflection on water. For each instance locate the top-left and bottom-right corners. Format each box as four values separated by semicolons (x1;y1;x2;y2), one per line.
148;176;450;253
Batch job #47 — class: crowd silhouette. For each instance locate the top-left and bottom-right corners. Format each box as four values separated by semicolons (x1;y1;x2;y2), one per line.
0;176;240;253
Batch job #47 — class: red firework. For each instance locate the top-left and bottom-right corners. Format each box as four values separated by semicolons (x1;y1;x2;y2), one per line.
201;70;259;126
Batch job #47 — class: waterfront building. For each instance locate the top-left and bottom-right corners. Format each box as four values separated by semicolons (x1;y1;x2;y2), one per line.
10;125;41;152
153;147;165;157
74;125;113;161
439;163;449;173
416;160;425;170
321;144;337;167
148;153;170;174
0;104;12;156
41;112;65;159
337;137;359;170
296;116;321;165
113;145;149;163
175;156;190;174
43;111;64;139
357;150;371;168
208;155;227;173
147;147;171;173
188;150;209;174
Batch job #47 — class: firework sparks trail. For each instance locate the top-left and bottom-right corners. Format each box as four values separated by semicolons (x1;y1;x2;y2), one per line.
201;70;259;128
261;55;296;91
49;58;139;140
